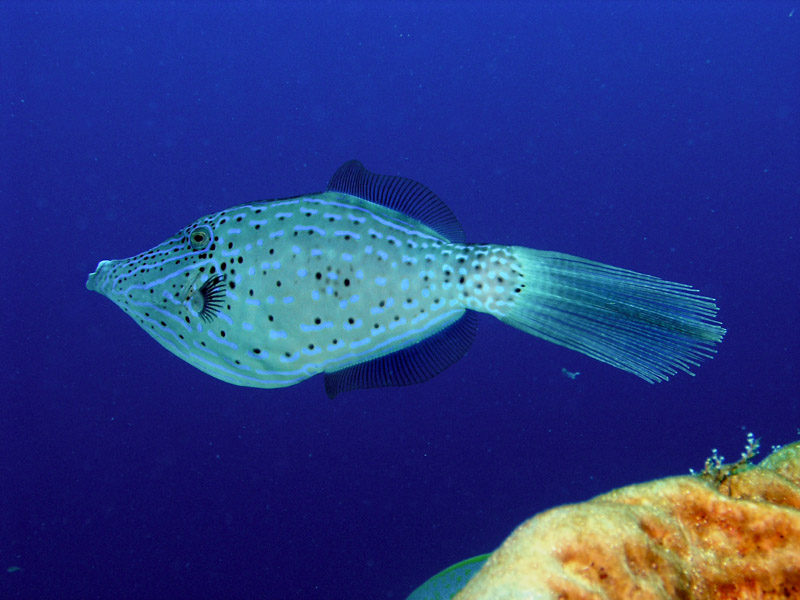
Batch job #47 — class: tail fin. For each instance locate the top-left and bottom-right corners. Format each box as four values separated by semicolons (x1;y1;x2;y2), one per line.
501;248;726;382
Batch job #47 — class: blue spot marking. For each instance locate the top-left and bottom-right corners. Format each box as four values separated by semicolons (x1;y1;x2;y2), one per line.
343;318;363;331
351;337;372;349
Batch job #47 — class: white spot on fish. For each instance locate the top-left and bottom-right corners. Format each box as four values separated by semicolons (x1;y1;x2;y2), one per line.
375;277;387;286
297;269;307;278
242;322;254;331
269;230;284;239
341;253;353;262
283;296;294;304
269;330;287;339
401;278;409;291
246;298;261;306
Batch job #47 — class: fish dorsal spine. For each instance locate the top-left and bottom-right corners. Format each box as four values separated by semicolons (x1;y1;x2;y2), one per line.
326;160;466;243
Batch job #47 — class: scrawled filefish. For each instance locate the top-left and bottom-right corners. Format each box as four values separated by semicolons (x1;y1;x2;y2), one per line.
87;160;725;397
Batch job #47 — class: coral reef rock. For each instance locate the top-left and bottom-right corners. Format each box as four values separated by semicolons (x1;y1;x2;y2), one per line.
456;441;800;599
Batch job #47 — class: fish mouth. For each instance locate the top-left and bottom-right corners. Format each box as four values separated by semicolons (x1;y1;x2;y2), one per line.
87;260;115;294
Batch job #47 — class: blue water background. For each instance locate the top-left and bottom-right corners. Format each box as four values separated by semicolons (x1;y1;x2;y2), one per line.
3;2;798;598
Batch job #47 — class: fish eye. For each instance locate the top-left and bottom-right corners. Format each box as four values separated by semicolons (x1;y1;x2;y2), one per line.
189;225;212;250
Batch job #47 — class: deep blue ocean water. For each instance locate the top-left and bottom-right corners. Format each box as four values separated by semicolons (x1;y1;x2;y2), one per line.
3;2;798;598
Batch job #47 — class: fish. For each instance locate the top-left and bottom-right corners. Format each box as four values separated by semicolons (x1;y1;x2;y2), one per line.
87;160;726;397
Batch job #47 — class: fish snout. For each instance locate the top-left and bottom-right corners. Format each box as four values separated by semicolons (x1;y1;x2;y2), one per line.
86;260;116;294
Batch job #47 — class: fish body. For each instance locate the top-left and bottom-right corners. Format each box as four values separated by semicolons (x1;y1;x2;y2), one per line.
88;161;725;396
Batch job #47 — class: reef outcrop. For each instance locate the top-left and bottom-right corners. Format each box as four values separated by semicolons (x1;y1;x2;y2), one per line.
455;440;800;599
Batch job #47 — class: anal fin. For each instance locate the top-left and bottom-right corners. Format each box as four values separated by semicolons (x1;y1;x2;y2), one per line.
323;312;477;398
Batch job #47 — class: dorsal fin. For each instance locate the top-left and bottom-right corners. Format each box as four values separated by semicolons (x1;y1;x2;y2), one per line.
326;160;466;243
323;311;477;398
